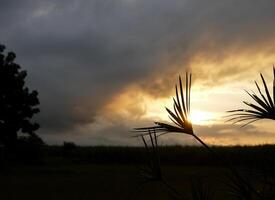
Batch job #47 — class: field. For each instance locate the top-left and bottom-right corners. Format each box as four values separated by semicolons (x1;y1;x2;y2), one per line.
0;145;275;200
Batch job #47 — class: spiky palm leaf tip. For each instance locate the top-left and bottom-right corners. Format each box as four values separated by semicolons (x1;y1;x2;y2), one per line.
227;67;275;127
134;72;194;136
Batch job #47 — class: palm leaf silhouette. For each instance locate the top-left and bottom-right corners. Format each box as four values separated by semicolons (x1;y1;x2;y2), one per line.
133;72;262;198
139;130;162;182
227;67;275;127
134;73;193;136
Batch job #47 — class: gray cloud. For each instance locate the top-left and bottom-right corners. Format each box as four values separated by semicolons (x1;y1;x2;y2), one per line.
1;0;275;144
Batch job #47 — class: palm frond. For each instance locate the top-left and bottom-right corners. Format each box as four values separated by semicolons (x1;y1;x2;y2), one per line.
191;179;214;200
225;174;253;200
138;130;162;182
133;72;193;136
226;68;275;127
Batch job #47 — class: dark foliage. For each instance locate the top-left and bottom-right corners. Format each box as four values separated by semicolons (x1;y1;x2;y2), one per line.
0;44;40;147
63;141;77;150
10;135;45;164
42;145;275;167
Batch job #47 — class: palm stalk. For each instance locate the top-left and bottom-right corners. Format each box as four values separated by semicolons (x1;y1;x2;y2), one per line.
226;67;275;127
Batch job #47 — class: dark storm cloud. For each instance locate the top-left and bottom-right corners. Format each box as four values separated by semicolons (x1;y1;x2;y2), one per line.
1;0;275;143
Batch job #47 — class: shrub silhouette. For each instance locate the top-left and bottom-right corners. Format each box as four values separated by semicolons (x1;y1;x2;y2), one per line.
0;44;40;147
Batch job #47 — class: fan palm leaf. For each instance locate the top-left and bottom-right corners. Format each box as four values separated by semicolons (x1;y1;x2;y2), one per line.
134;73;193;136
227;67;275;127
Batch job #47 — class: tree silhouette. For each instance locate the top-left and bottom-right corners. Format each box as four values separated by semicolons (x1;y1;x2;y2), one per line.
0;44;40;147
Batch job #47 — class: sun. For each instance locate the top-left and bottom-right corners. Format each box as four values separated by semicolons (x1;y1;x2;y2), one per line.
142;96;215;125
189;110;215;125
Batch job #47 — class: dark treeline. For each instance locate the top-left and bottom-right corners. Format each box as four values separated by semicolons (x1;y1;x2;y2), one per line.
39;144;275;166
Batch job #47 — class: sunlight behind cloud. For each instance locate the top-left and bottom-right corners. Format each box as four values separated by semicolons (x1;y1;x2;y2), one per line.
102;60;275;145
189;110;216;125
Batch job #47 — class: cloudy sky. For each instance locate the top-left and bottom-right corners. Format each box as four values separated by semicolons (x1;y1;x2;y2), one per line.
1;0;275;146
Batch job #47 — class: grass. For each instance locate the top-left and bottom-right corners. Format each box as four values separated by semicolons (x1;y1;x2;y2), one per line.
1;145;275;200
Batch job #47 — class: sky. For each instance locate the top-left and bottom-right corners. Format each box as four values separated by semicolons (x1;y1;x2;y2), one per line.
1;0;275;146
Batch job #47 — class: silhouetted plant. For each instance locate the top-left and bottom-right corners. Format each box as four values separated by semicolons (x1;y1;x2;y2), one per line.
134;72;261;199
134;73;213;153
139;130;162;182
191;179;214;200
226;67;275;199
133;130;184;200
63;141;77;151
0;44;40;147
134;73;216;159
227;67;275;127
134;73;193;136
225;174;253;200
260;162;275;199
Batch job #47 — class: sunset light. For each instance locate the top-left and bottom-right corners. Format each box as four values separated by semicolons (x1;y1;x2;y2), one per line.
2;1;274;146
189;110;215;125
2;1;275;199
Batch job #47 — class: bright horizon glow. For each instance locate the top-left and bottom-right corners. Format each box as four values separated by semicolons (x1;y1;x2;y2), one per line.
189;109;216;125
103;69;275;145
140;94;217;126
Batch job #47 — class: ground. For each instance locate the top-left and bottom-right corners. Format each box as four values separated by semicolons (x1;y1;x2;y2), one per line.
0;145;274;200
0;164;258;200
